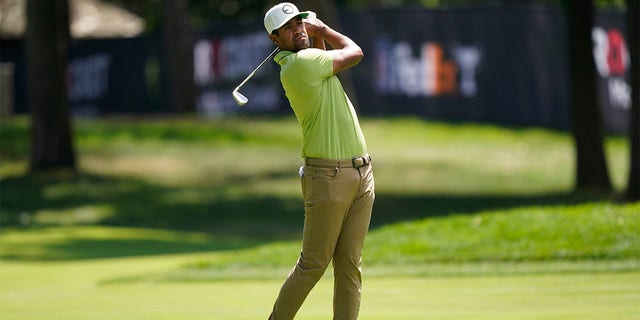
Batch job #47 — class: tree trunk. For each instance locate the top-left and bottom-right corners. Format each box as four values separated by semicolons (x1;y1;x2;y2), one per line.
26;0;76;173
567;0;612;192
625;0;639;201
161;0;195;113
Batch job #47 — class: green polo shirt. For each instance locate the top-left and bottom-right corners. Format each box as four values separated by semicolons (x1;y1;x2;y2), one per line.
274;49;367;159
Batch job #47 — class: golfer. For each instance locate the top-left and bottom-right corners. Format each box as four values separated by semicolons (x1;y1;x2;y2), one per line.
264;2;375;320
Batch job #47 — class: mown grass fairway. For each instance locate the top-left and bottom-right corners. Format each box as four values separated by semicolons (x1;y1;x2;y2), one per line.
1;257;638;320
1;116;638;319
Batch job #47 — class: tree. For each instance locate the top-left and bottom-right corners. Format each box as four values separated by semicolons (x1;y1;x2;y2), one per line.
161;0;195;112
26;0;76;173
567;0;613;192
625;0;639;201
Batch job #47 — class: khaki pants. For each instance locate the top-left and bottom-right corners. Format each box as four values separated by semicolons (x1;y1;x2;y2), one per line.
269;156;375;320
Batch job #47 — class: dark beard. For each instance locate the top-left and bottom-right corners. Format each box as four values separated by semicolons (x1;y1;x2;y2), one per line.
293;38;311;52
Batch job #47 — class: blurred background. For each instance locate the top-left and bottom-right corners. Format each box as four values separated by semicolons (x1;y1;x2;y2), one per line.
0;1;637;195
0;0;634;128
0;1;638;319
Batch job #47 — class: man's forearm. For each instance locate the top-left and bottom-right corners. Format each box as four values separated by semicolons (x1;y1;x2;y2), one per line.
317;25;363;73
316;25;359;53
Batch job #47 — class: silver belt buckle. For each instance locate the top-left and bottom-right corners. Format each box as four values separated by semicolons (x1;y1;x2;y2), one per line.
352;156;366;168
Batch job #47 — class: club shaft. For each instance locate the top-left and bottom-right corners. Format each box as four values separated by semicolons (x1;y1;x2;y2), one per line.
234;47;280;91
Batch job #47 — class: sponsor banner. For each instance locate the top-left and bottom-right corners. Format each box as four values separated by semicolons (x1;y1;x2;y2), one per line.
1;7;630;133
341;7;629;133
67;37;148;115
0;37;148;116
193;23;286;117
594;12;632;133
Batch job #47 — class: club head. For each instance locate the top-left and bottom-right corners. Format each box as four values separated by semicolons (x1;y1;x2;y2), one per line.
232;89;248;106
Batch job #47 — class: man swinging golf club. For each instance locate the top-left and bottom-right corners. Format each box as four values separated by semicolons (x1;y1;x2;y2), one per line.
264;3;375;320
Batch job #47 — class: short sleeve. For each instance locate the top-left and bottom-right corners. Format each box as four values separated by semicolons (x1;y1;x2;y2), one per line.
293;48;333;82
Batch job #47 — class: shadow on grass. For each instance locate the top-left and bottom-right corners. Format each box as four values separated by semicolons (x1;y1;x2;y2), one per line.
0;172;606;261
0;172;307;261
0;172;301;230
0;230;258;261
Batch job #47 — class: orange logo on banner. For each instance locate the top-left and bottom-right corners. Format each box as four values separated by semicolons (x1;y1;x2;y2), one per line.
423;43;458;95
374;38;480;98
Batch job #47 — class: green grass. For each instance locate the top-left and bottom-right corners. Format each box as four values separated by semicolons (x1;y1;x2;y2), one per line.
1;115;638;319
367;202;639;263
1;257;638;320
2;239;640;320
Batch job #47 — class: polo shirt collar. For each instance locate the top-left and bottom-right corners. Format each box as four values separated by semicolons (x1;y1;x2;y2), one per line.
274;50;294;65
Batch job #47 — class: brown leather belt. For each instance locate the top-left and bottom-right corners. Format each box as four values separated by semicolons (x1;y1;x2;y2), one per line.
305;154;372;169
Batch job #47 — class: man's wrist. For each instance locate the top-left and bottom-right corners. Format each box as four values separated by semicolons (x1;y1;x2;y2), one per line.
315;25;329;40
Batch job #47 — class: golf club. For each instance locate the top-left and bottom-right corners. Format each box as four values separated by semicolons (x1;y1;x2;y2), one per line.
232;47;280;106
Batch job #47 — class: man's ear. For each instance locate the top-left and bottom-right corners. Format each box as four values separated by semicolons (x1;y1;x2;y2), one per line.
269;34;280;47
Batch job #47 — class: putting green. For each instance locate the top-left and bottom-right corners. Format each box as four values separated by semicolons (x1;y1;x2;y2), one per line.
1;255;638;320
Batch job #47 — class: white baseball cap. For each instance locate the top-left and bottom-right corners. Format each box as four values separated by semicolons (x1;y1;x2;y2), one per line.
264;2;310;34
